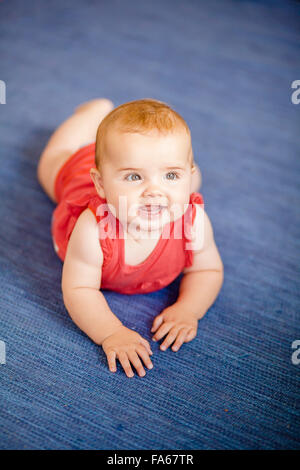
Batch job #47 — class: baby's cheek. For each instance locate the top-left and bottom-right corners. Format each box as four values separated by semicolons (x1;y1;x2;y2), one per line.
169;200;188;219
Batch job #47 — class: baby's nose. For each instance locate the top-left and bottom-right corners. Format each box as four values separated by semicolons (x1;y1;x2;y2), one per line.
142;185;163;197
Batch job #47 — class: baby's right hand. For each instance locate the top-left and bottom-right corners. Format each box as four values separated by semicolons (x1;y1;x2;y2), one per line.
102;325;154;378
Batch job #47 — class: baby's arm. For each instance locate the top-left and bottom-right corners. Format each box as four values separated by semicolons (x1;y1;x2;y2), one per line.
151;205;224;351
62;209;153;377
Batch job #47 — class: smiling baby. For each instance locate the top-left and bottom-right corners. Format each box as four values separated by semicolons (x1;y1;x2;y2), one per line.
37;98;224;378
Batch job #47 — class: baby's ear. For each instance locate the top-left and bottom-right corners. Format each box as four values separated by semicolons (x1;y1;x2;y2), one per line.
190;163;202;192
90;168;105;199
191;162;198;176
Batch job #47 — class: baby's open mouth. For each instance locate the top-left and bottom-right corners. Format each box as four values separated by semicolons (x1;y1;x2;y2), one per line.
138;205;167;217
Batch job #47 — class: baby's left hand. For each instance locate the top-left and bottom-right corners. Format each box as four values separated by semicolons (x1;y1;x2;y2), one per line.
151;303;198;352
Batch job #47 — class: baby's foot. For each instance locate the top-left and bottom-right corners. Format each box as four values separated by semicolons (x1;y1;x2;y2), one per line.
74;98;114;117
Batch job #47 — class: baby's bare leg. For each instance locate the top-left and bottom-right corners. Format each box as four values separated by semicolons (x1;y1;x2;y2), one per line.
37;98;114;203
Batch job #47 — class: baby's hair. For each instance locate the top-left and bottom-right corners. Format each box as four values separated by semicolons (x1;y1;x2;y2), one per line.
95;98;193;170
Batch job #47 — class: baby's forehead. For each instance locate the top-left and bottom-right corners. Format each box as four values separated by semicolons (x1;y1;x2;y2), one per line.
102;126;192;171
105;126;190;152
107;132;191;167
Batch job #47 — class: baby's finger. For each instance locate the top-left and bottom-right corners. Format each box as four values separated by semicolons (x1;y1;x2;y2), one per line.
106;350;117;373
127;351;146;377
171;328;189;352
160;326;181;351
152;322;173;342
140;338;153;355
118;352;134;378
136;345;154;370
185;328;197;342
151;314;164;333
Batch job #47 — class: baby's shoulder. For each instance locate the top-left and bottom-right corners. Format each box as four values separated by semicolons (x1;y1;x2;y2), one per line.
67;208;103;267
74;207;99;230
189;204;214;253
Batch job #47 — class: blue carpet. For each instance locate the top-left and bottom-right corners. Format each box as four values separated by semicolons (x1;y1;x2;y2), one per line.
0;0;299;450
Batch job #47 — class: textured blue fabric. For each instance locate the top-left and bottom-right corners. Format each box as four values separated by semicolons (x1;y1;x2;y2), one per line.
0;0;299;450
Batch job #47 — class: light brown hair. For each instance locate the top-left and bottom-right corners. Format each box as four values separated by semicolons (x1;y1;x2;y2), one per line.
95;98;194;170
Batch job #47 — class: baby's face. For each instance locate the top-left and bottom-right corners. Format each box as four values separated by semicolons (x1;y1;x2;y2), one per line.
94;128;195;236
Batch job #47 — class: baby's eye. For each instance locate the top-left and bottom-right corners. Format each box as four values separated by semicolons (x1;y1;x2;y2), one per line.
165;171;180;180
125;173;141;182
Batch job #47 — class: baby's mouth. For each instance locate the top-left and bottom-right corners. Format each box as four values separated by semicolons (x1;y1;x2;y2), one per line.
138;205;167;218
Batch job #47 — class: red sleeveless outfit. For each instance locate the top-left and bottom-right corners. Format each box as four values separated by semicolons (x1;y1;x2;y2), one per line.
51;143;204;295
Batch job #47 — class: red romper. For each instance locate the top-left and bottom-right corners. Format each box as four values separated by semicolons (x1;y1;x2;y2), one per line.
51;143;205;295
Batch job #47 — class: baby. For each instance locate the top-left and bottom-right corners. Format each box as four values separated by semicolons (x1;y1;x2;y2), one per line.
37;98;224;378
